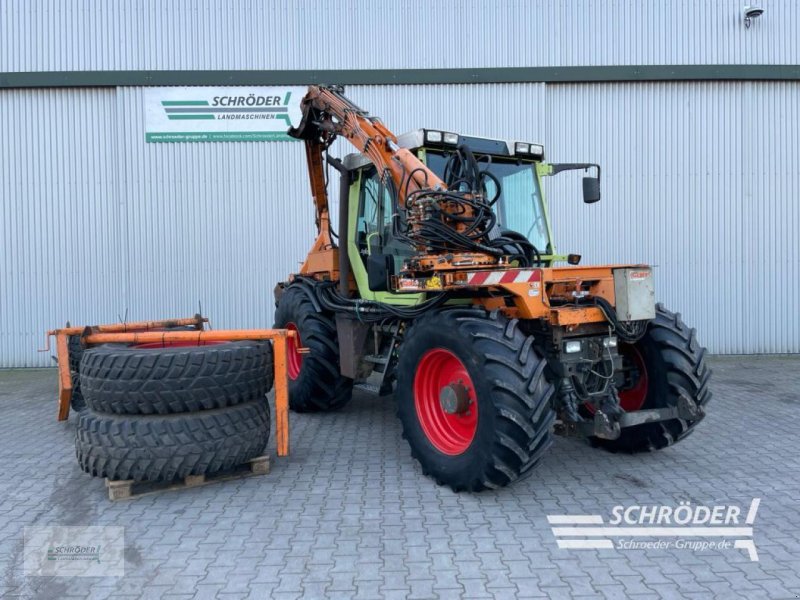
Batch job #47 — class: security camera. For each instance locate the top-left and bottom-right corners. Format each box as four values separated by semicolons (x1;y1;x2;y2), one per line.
743;5;764;28
743;5;764;18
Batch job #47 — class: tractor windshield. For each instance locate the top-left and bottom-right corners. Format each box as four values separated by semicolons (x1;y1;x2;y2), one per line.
424;151;551;254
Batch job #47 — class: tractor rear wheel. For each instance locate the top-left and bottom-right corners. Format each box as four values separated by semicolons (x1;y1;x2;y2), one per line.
273;285;353;412
591;304;712;452
395;308;555;492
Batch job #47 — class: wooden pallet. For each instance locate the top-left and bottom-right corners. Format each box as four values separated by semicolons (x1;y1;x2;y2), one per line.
104;455;270;501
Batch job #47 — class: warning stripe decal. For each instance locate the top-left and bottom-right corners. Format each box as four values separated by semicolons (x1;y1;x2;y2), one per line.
465;269;541;285
467;271;490;285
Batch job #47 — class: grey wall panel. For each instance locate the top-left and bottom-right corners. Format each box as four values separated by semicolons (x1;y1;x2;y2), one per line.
2;0;798;72
0;88;124;366
113;86;316;340
544;81;799;354
544;82;742;353
741;81;799;353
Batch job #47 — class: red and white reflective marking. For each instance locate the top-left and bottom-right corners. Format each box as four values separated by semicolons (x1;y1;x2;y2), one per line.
465;269;542;286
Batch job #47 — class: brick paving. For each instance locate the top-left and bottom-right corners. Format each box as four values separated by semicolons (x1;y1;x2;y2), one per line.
0;355;798;599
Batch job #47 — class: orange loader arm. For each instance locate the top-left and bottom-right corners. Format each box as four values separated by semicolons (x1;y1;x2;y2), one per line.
290;85;445;234
288;85;448;278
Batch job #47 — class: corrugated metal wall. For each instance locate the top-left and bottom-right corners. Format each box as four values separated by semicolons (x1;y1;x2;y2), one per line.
545;81;799;354
2;0;799;71
0;89;125;365
112;87;316;334
2;81;797;365
2;1;799;364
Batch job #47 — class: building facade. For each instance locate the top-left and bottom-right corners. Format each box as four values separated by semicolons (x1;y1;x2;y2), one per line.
1;0;798;366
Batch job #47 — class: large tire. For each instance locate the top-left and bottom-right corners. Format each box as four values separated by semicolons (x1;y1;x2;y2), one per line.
69;325;200;414
75;399;270;482
395;308;555;492
80;341;273;415
273;285;353;412
592;304;712;452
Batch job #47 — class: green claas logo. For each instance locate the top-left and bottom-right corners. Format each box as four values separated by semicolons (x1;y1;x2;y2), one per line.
161;91;293;126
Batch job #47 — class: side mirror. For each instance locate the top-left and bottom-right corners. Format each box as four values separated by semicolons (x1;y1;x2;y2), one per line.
547;162;602;204
582;177;601;203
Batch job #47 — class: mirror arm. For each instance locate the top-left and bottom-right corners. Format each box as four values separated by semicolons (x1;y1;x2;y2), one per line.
549;163;601;182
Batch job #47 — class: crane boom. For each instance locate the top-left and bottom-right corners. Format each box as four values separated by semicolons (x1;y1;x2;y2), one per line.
289;85;445;235
288;85;531;281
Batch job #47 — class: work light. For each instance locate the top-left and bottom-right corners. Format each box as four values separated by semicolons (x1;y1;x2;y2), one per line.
425;130;442;143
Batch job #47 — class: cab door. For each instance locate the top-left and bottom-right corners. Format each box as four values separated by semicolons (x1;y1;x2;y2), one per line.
347;166;423;305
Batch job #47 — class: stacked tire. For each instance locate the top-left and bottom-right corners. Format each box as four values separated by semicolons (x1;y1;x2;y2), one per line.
74;341;274;482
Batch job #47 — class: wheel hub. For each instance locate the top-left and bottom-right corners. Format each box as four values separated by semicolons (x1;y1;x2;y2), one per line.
413;348;479;455
439;382;471;415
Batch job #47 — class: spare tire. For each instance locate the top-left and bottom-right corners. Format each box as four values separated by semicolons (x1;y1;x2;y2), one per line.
80;341;274;415
76;399;270;482
69;324;202;413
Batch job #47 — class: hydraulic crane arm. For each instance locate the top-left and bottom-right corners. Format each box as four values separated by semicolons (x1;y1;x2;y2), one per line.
289;85;445;237
288;85;534;281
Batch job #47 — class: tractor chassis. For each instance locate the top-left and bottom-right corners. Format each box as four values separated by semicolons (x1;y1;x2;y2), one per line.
334;305;703;442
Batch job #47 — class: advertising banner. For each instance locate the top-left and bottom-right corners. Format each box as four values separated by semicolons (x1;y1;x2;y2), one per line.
144;86;305;142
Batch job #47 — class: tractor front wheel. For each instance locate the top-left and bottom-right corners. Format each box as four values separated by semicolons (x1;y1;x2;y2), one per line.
396;308;555;492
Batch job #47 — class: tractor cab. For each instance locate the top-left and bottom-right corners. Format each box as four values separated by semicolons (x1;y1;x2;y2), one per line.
342;129;560;298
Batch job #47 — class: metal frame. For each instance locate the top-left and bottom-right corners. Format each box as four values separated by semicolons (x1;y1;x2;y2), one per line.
2;65;800;88
42;316;299;457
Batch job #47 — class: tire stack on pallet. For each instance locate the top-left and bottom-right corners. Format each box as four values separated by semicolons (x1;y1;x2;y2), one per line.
72;341;274;484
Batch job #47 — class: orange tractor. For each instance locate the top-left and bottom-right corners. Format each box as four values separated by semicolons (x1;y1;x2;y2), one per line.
274;85;711;491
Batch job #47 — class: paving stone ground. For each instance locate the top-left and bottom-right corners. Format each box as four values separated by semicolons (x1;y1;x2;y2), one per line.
0;355;798;599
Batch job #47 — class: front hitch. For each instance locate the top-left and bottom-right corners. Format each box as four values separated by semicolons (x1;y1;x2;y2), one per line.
569;393;705;438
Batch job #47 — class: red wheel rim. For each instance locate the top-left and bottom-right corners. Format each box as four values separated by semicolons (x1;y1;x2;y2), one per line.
132;340;226;349
413;348;478;455
618;344;648;412
286;322;303;380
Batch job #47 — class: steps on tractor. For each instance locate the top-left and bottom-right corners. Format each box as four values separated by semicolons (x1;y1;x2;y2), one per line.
363;354;389;371
354;372;394;397
354;382;382;395
104;455;270;501
355;323;399;396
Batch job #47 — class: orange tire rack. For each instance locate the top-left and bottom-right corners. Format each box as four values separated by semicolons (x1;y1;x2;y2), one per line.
42;315;302;457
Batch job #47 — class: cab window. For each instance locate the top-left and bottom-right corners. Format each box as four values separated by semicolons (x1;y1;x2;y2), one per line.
357;167;393;258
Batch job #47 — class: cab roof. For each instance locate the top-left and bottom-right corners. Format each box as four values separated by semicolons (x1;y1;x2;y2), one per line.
342;129;544;171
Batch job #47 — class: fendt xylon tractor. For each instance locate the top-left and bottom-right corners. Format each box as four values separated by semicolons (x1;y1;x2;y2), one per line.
274;85;711;491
